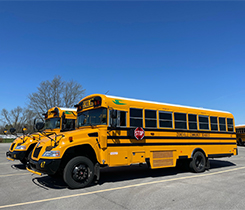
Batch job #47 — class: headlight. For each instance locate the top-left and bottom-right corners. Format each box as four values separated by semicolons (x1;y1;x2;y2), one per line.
42;151;60;157
15;145;26;150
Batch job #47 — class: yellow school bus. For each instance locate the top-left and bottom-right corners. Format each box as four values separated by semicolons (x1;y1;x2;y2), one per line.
6;107;76;164
236;125;245;146
27;94;237;188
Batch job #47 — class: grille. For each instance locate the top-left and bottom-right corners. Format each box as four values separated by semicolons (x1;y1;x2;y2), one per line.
10;143;15;151
33;147;42;158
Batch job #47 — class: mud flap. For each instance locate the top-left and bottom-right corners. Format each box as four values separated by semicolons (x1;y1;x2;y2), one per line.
205;158;210;170
94;163;100;183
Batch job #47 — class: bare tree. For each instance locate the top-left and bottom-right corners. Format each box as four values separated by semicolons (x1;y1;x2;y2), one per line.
27;76;85;117
0;107;37;133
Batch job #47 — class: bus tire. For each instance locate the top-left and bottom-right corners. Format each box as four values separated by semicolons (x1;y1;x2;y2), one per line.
238;139;243;146
189;151;206;173
63;156;95;189
20;149;33;165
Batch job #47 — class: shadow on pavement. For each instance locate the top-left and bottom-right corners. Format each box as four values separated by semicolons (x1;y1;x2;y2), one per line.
11;163;26;170
32;176;67;190
209;159;236;169
31;159;236;189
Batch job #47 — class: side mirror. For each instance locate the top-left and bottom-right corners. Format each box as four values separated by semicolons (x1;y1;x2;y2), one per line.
3;129;8;135
10;128;16;134
22;126;27;134
36;122;45;131
111;110;117;119
111;119;117;128
110;110;118;128
34;118;45;131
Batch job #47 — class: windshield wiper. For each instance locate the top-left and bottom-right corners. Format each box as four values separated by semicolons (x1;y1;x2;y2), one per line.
88;123;95;129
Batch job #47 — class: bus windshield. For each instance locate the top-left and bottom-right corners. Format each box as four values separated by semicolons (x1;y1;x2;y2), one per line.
44;118;61;130
77;108;107;127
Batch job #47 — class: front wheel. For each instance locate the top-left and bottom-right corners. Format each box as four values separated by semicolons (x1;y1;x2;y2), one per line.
189;151;206;173
63;156;95;189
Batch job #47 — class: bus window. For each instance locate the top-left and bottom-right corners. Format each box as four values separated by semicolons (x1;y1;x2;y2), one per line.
130;108;143;127
227;118;234;132
109;110;127;127
174;113;187;129
219;117;226;131
145;110;157;128
159;111;173;128
210;116;218;131
199;116;209;130
188;114;197;130
119;111;127;127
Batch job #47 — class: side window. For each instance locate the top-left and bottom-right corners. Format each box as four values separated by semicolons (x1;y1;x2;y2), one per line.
109;110;127;127
219;117;226;131
199;115;209;130
227;118;234;132
210;116;218;131
65;119;75;130
188;114;197;130
130;108;143;127
145;110;157;128
174;113;187;129
118;111;127;127
159;111;173;128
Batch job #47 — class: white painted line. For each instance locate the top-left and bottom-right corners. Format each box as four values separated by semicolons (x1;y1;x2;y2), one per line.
0;173;30;178
0;166;245;209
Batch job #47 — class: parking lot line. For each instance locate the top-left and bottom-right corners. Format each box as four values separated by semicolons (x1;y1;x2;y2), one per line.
0;173;30;178
1;166;245;209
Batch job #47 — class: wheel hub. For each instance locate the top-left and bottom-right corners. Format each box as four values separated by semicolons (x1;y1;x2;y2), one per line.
72;164;90;182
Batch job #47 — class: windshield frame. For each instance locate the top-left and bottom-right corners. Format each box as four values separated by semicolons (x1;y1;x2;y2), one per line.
77;107;107;128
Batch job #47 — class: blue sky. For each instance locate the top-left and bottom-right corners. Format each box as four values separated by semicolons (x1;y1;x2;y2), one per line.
0;1;245;125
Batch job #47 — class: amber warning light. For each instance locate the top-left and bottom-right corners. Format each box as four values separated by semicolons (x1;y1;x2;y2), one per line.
93;100;100;106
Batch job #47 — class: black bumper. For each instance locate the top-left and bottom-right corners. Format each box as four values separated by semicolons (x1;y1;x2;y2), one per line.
28;158;61;175
6;150;26;161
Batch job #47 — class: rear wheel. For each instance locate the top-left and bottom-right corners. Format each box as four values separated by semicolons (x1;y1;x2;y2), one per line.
189;151;206;173
238;139;243;146
63;156;95;189
20;150;32;165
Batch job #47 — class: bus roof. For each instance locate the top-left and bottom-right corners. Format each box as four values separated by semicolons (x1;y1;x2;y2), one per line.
58;107;77;112
105;95;231;114
235;124;245;128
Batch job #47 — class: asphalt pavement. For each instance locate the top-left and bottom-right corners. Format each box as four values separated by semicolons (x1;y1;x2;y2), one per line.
1;143;245;210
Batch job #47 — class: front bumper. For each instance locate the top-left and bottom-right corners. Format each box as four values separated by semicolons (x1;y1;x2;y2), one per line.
6;150;26;161
27;157;61;175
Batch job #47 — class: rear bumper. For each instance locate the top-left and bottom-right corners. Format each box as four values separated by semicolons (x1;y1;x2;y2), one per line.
28;158;61;175
6;150;26;161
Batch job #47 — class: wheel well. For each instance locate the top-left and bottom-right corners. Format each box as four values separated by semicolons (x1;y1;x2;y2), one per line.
26;143;36;157
191;148;206;158
60;144;97;171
